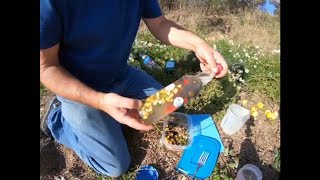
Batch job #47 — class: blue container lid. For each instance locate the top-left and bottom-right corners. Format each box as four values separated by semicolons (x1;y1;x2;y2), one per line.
165;59;176;72
176;135;221;179
136;165;159;180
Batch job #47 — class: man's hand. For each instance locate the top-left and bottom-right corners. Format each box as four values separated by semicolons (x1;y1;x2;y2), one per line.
143;16;228;78
195;42;228;78
97;93;153;131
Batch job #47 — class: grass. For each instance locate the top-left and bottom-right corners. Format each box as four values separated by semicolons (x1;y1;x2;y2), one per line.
40;37;280;180
41;30;280;180
273;148;281;172
123;31;280;179
157;8;280;52
40;8;280;180
131;31;280;113
40;83;48;97
97;173;136;180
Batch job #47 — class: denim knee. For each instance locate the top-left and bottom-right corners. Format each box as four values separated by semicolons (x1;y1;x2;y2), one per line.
107;155;131;177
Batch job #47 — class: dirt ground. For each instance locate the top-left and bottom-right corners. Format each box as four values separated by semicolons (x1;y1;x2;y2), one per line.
40;91;280;180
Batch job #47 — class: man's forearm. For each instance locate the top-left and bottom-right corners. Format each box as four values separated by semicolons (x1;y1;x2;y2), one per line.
152;19;207;52
40;65;103;109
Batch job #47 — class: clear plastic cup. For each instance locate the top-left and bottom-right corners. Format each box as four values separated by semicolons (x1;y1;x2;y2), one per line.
220;103;250;135
236;164;262;180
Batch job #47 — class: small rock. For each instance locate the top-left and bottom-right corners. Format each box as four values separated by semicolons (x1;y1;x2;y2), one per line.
181;175;188;180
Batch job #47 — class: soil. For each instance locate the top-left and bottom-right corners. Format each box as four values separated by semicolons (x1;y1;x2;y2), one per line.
40;91;280;180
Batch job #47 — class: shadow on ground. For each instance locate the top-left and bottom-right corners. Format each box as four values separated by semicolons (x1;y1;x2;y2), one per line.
40;130;66;178
237;118;280;180
123;126;149;170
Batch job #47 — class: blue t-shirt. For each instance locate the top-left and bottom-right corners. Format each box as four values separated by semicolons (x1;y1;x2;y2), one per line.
40;0;162;89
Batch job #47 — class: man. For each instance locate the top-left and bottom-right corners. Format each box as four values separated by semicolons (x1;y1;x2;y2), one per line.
40;0;228;177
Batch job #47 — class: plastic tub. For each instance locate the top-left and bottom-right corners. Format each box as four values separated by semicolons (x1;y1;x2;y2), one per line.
236;164;262;180
160;112;194;151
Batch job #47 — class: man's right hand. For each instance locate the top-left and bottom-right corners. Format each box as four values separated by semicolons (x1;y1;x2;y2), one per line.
41;44;153;131
97;93;153;131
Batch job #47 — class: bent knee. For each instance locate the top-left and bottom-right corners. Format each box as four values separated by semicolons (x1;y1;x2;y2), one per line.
99;154;131;177
109;159;131;177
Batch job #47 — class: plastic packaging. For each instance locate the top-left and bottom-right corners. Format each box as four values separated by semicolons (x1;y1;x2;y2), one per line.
136;165;159;180
160;112;193;151
220;103;250;135
165;59;177;73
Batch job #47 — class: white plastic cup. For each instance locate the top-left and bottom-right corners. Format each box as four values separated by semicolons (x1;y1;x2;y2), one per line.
236;164;262;180
221;103;250;135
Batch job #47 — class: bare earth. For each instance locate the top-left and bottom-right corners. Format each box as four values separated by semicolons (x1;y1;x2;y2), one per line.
40;89;280;180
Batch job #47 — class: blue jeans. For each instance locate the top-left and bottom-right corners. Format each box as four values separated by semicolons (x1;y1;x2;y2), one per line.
47;67;163;177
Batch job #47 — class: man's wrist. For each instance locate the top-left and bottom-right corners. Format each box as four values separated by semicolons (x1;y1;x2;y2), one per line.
192;38;207;52
94;92;105;110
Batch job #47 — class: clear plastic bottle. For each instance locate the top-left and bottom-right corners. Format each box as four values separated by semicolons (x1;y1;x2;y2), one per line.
140;53;161;69
139;64;223;125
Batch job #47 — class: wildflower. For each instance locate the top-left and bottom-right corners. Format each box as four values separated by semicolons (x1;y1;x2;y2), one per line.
252;111;258;119
271;112;278;120
266;111;273;119
242;100;248;106
272;49;280;54
229;49;233;52
243;49;246;52
148;43;153;47
128;57;134;62
251;106;257;112
265;110;271;115
257;102;264;109
254;65;257;68
213;44;217;49
245;69;249;73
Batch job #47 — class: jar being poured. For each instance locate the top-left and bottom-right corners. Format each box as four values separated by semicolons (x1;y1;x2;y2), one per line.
139;64;223;125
